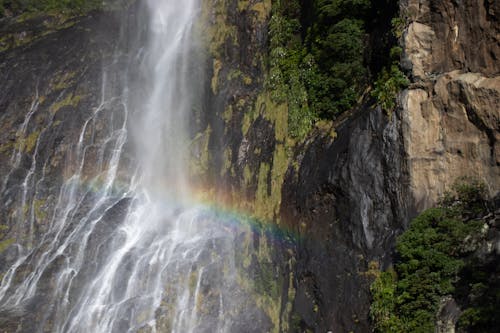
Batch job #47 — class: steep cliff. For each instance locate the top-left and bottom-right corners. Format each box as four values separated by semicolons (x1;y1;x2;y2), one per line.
401;0;499;209
0;7;145;331
0;0;498;332
196;0;409;331
198;0;499;332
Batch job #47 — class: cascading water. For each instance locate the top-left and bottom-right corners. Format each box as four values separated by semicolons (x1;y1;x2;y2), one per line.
0;1;258;332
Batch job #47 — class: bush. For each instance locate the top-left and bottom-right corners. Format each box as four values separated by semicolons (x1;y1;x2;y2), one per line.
267;0;377;139
370;181;489;332
370;270;404;333
371;57;408;114
268;3;316;140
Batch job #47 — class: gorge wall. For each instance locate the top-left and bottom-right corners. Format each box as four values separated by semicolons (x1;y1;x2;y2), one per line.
199;0;499;331
401;0;499;210
0;0;498;332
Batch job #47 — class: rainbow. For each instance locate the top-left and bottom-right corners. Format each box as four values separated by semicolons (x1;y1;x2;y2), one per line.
58;172;302;248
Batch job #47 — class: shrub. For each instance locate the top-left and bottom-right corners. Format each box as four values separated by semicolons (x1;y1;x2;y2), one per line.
371;63;408;114
370;181;489;332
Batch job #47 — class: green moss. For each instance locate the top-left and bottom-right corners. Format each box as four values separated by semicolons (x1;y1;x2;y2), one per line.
222;105;233;123
238;93;291;222
0;238;15;254
211;59;222;94
33;199;47;221
236;230;283;333
0;141;14;154
255;162;271;220
252;146;288;222
189;125;211;177
243;165;253;187
0;12;83;52
188;271;198;293
250;1;271;23
16;129;40;153
227;69;253;86
281;268;296;331
1;0;104;18
51;70;78;91
221;148;233;177
201;0;238;58
0;225;9;240
270;144;289;216
254;92;288;142
237;0;249;12
241;110;254;137
50;93;82;114
316;119;337;140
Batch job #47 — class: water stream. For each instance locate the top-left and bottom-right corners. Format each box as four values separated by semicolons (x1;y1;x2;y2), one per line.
0;1;248;332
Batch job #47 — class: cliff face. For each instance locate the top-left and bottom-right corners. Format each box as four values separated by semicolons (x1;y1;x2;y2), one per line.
0;3;295;332
0;10;130;251
401;0;499;209
0;0;498;332
198;1;409;331
280;107;410;332
0;8;145;331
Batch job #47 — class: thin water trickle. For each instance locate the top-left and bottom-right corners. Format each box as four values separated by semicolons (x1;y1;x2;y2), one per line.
0;1;244;332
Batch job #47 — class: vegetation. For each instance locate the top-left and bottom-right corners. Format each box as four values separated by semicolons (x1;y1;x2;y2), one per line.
371;17;409;115
0;0;131;17
267;1;315;139
370;180;499;332
0;0;100;16
268;0;405;139
302;0;371;118
371;60;408;115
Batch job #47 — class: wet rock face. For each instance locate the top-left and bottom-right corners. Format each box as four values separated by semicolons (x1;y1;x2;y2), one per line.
0;0;497;332
281;107;410;332
0;11;129;245
0;2;291;332
0;9;143;332
197;0;499;331
401;0;500;210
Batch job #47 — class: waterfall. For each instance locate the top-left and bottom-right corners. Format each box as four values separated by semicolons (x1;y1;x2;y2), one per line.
0;1;251;332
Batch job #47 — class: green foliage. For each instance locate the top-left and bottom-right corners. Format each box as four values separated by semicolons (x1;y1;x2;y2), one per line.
0;0;112;17
441;177;488;215
455;234;500;333
268;2;315;140
370;180;491;332
268;0;404;139
371;64;408;114
307;17;367;117
371;10;410;114
268;0;377;138
457;276;500;333
391;17;406;38
305;0;371;118
370;270;404;332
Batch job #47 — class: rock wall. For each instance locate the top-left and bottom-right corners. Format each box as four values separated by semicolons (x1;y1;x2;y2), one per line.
280;106;410;332
0;8;134;257
401;0;499;209
0;0;498;332
191;0;500;331
198;1;409;331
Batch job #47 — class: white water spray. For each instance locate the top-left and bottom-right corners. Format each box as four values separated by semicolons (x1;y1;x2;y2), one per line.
0;1;249;332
